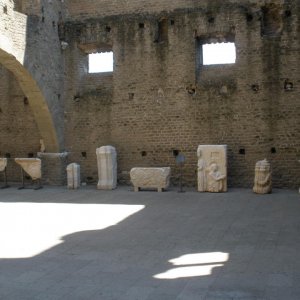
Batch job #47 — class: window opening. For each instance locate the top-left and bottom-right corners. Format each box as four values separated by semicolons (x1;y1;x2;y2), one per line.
202;43;236;65
88;52;113;73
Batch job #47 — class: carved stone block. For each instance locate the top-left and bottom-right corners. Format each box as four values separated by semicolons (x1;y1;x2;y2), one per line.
66;163;80;189
96;146;117;190
15;158;42;180
197;145;227;193
0;158;7;172
130;167;171;192
253;159;272;194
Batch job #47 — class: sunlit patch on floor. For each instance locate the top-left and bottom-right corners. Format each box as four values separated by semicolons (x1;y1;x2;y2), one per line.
0;203;144;258
154;252;229;279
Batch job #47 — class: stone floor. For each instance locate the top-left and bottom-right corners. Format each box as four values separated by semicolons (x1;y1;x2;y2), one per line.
0;185;299;300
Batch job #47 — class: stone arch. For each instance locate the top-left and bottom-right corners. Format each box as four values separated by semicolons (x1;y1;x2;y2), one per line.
0;48;59;152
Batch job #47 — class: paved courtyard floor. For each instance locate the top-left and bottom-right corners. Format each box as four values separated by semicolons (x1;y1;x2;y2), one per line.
0;186;299;300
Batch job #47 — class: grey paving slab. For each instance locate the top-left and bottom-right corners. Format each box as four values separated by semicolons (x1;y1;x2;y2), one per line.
0;186;299;299
122;286;155;300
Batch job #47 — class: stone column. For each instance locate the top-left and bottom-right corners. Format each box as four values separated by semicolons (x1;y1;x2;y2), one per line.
96;146;117;190
253;159;272;194
66;163;80;189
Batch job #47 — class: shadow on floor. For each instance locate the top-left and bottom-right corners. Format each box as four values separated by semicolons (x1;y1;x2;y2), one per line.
0;187;300;299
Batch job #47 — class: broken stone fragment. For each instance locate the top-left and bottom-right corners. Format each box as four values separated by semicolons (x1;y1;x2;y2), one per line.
15;158;42;180
0;158;7;172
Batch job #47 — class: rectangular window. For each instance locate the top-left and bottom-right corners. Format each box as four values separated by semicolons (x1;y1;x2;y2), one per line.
202;42;236;65
88;52;113;73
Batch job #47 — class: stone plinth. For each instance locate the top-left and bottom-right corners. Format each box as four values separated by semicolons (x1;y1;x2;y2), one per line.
96;146;117;190
0;158;7;172
197;145;227;193
130;167;171;192
15;158;42;180
253;159;272;194
66;163;80;189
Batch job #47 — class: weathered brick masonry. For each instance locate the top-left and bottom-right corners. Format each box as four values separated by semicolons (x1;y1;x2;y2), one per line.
64;0;300;188
0;0;299;188
0;0;66;182
0;66;40;180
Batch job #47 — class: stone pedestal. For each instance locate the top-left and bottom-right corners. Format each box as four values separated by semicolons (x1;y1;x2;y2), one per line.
197;145;227;192
15;158;42;180
96;146;117;190
66;163;80;189
253;159;272;194
130;167;171;192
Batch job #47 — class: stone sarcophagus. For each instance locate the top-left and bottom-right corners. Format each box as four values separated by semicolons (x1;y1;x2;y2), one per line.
130;167;171;192
197;145;227;193
15;158;42;180
66;163;80;189
0;158;7;172
96;146;117;190
253;159;272;194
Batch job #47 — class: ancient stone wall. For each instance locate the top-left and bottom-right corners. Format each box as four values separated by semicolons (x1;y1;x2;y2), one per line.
0;0;66;152
0;66;41;182
1;0;299;188
0;0;68;184
64;42;112;184
63;0;300;188
21;0;67;151
65;0;276;20
65;0;201;19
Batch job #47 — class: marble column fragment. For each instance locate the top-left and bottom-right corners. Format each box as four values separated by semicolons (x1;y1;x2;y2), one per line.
96;146;117;190
66;163;80;189
253;159;272;194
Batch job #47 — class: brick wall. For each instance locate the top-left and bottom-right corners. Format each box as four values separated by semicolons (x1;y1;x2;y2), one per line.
0;66;41;182
63;0;300;189
64;43;112;184
0;0;67;184
22;0;66;150
65;0;201;19
1;0;299;188
0;0;67;151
